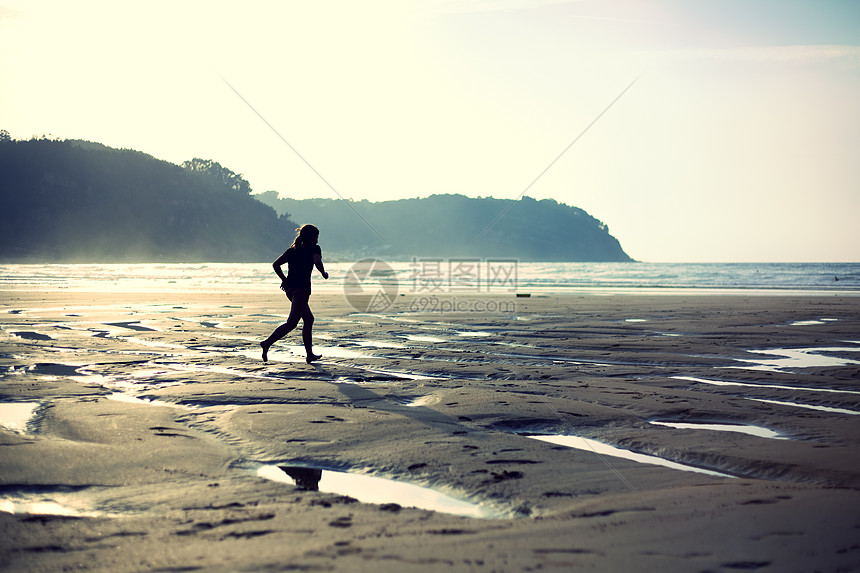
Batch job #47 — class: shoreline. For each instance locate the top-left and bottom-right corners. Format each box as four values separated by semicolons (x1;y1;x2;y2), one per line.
2;261;859;298
2;287;860;300
2;290;859;571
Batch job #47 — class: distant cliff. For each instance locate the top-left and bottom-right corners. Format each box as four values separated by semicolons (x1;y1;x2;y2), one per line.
0;137;296;262
256;192;633;262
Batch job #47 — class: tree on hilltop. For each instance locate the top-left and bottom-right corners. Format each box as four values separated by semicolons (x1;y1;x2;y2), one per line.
182;158;251;195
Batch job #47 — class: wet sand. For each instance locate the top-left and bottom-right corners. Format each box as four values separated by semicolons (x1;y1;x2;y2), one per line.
1;290;859;572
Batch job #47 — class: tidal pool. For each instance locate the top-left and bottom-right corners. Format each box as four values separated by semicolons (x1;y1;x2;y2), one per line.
337;338;406;349
729;346;860;372
649;420;785;440
107;393;187;409
0;402;39;433
256;464;496;518
243;345;371;363
0;491;104;517
674;376;860;414
749;398;859;416
673;375;860;396
526;434;732;478
789;318;838;326
403;334;448;343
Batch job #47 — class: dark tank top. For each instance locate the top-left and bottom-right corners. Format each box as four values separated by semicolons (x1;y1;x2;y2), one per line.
283;243;321;293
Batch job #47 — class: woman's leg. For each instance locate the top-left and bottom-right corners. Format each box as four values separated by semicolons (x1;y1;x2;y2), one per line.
261;289;311;362
300;304;320;363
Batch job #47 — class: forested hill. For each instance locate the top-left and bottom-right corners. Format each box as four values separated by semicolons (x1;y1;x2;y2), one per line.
0;137;296;262
256;193;633;262
0;135;632;263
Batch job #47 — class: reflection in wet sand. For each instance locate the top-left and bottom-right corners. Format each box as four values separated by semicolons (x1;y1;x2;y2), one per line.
256;465;494;518
278;466;323;490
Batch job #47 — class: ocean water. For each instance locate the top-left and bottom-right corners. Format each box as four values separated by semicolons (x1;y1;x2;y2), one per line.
1;262;858;295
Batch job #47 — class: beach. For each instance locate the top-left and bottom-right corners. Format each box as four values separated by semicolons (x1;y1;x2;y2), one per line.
2;289;859;572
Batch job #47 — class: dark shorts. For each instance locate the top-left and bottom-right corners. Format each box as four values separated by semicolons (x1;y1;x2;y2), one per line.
284;287;310;302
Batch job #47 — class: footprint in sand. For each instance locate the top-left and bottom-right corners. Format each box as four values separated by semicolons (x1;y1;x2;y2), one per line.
481;470;524;484
328;516;353;528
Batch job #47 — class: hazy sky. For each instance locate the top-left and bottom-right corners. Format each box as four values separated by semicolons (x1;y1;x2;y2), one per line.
2;0;858;262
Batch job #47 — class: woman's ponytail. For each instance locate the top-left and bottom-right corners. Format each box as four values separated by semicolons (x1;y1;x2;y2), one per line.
289;224;320;250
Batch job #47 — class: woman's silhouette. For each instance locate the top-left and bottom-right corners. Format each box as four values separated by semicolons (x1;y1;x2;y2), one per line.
261;224;328;363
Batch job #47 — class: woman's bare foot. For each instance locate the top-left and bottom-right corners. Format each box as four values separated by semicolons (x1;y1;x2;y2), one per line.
306;353;322;364
261;341;271;362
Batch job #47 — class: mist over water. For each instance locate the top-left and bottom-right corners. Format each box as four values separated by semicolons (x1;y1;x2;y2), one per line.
1;262;858;294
